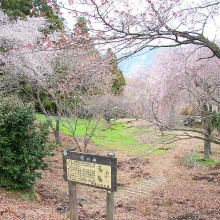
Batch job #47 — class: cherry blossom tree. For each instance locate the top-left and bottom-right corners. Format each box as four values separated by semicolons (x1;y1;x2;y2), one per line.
142;45;220;159
56;0;220;60
0;10;116;147
120;76;153;119
0;9;66;144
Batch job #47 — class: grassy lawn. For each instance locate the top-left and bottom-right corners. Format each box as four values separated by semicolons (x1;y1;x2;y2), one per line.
36;114;173;155
192;155;220;166
92;122;153;155
180;152;220;167
36;114;106;137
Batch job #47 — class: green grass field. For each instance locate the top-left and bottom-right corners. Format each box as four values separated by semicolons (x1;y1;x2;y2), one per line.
36;114;106;137
36;114;173;155
180;153;220;167
192;155;220;166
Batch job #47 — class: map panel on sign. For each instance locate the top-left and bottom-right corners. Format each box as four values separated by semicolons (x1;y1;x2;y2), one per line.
67;159;112;189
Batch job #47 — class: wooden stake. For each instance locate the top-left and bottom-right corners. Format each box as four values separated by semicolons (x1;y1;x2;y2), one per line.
106;152;115;220
68;182;78;220
107;191;115;220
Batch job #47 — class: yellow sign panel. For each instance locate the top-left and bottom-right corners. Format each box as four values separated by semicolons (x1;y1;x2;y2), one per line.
67;159;111;189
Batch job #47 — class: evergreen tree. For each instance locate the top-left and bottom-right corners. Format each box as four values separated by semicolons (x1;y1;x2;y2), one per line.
74;16;92;49
75;16;89;36
0;0;62;32
107;49;126;95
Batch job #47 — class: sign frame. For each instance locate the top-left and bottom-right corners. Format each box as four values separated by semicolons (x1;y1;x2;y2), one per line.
63;150;117;192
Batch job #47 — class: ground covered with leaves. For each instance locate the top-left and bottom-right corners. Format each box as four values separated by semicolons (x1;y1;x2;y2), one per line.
0;119;220;220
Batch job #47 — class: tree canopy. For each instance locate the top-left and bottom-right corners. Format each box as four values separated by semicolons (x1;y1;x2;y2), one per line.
57;0;220;60
1;0;63;32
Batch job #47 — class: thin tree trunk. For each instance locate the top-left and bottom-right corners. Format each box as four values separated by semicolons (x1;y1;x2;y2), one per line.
54;109;62;145
202;103;212;159
55;118;61;145
204;130;211;159
167;104;175;129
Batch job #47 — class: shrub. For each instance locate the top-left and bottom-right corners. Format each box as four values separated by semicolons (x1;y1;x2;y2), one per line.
0;99;49;189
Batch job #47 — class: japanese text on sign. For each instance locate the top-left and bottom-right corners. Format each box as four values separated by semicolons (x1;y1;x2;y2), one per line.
67;159;111;189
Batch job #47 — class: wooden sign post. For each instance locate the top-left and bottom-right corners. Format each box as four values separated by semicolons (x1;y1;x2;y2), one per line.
68;181;78;220
63;150;117;220
106;152;115;220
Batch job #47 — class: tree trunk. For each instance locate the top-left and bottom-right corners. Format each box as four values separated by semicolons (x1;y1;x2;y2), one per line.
55;118;61;145
167;105;175;129
202;103;212;159
204;130;211;160
55;113;61;145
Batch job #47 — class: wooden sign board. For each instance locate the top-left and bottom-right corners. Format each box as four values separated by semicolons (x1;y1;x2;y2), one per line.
63;150;117;192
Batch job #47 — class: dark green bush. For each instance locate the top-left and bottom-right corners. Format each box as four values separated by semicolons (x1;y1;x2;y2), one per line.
0;99;49;189
211;111;220;130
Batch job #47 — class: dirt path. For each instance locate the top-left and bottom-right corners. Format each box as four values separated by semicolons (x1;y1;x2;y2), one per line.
114;120;220;219
115;177;166;202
